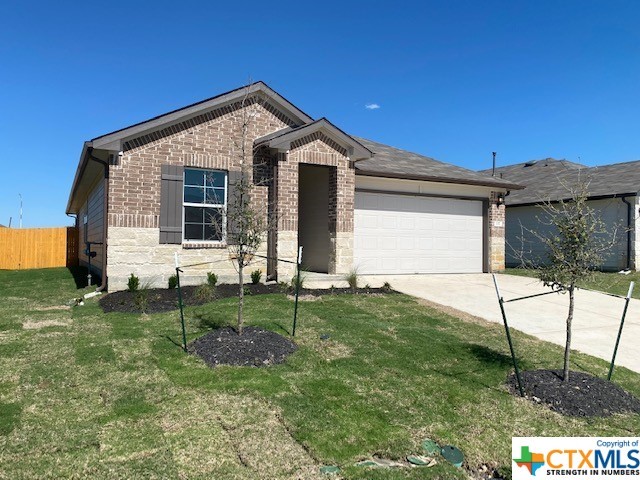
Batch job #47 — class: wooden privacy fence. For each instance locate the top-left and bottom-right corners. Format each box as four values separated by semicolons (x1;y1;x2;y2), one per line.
0;227;79;270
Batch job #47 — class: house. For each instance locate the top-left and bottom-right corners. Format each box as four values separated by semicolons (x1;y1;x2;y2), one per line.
483;158;640;270
66;82;520;291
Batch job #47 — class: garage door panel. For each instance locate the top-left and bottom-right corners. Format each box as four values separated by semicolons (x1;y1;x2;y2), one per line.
380;237;397;250
417;238;433;250
359;213;378;228
358;258;377;271
354;192;484;274
356;237;377;250
417;217;433;229
381;258;398;270
397;237;414;250
449;238;466;252
398;216;415;229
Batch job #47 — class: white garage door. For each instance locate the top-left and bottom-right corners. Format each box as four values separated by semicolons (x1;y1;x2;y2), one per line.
354;192;484;274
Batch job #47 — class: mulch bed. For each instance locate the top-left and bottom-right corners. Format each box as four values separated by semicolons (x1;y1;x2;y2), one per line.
99;284;393;313
507;369;640;417
189;326;297;367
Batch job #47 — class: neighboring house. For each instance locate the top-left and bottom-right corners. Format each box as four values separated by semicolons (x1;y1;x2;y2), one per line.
67;82;519;291
482;158;640;271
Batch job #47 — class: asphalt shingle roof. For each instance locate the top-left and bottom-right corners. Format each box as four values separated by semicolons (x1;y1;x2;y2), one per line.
354;137;520;189
481;158;640;205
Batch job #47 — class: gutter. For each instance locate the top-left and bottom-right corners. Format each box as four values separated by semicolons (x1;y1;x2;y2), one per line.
87;147;109;292
621;196;632;270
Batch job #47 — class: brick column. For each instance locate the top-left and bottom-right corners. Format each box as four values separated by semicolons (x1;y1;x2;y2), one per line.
275;152;298;279
488;191;506;272
328;162;354;274
273;133;356;278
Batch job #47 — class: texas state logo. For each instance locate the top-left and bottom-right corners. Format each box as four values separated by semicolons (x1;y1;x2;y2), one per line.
514;446;545;476
512;437;640;479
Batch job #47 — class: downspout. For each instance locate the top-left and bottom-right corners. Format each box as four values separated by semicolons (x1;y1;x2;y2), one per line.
87;147;109;292
621;196;632;270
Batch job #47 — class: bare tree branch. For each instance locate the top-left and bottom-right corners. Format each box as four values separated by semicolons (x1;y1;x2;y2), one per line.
506;170;627;382
207;82;277;335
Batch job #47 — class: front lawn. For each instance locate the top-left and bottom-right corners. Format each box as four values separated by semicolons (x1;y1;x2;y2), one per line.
1;268;639;479
505;267;640;299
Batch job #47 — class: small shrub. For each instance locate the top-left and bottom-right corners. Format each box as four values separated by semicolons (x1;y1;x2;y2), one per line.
250;269;262;285
243;286;251;296
134;279;154;312
278;281;289;294
330;284;336;295
344;269;359;292
168;275;178;290
290;272;306;292
207;272;218;288
381;281;393;293
127;273;139;293
134;290;149;313
364;283;371;290
194;284;215;302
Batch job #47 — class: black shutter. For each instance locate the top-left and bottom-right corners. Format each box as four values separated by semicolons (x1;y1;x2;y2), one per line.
159;165;184;244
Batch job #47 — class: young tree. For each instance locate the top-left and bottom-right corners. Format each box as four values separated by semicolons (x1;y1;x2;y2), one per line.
513;176;620;382
220;85;273;335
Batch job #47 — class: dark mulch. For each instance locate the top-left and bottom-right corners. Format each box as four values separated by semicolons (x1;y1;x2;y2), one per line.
507;369;640;417
99;283;394;313
189;326;298;367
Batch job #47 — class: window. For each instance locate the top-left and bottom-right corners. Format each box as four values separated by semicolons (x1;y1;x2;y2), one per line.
183;168;227;242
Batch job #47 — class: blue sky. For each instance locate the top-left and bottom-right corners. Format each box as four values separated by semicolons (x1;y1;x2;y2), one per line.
1;1;639;227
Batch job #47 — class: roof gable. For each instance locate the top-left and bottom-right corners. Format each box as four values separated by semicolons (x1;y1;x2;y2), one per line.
91;81;314;151
255;118;373;160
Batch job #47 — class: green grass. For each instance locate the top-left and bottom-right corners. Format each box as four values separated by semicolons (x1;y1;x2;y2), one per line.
1;268;639;479
505;267;640;299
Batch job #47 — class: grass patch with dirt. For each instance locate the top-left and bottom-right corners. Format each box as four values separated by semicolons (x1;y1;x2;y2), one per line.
0;267;639;479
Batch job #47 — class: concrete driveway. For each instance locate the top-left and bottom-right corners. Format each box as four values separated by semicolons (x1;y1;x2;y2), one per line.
360;273;640;374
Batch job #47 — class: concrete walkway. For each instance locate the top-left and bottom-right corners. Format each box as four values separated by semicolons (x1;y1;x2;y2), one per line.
317;273;639;374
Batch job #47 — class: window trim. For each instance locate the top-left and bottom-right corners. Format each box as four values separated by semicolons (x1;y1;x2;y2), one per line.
182;168;228;244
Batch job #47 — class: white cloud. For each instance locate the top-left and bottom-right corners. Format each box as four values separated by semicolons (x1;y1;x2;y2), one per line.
365;103;380;110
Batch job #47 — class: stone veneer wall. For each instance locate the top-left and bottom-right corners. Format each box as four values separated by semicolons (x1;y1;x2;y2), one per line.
275;132;355;278
107;227;267;291
488;191;506;271
106;97;296;290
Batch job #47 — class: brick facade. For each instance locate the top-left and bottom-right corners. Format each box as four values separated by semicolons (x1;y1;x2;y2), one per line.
106;96;355;288
106;97;298;288
274;132;355;278
109;98;295;225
